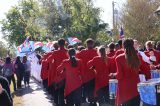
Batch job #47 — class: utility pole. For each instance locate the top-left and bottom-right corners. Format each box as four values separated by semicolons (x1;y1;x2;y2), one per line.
112;1;115;36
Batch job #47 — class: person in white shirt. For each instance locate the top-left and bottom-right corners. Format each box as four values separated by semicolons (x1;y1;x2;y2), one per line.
23;56;31;87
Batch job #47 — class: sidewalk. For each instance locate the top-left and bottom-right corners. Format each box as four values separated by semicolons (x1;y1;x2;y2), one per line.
13;79;54;106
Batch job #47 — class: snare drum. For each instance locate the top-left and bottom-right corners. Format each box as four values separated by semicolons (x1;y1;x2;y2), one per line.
138;79;160;106
151;70;160;79
109;79;118;99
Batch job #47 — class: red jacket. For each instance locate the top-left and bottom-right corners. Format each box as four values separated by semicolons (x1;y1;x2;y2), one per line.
107;50;116;57
87;56;116;96
40;52;52;80
57;59;83;97
115;54;140;106
144;50;160;65
76;49;98;83
138;54;151;80
114;49;124;58
49;48;68;84
47;53;56;86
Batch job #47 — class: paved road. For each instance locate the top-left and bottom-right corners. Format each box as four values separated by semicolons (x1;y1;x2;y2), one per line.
12;78;142;106
13;78;54;106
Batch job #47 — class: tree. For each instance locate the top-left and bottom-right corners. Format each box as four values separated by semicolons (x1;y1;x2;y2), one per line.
0;41;8;58
120;0;160;43
41;0;109;42
1;0;47;46
96;30;113;45
1;0;110;46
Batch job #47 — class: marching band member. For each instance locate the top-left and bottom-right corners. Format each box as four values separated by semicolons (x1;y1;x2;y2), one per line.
107;42;116;57
115;43;120;51
57;48;83;106
114;40;124;57
76;38;98;105
47;42;59;95
38;38;160;106
144;41;160;65
114;39;140;106
49;38;68;106
87;46;116;105
77;46;85;52
134;40;151;80
41;52;52;90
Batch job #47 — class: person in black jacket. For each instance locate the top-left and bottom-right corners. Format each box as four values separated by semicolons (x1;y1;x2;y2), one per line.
0;75;13;106
14;56;24;89
0;76;12;100
0;83;12;106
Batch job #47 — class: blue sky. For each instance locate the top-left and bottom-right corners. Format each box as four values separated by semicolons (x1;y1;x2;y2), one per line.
0;0;126;42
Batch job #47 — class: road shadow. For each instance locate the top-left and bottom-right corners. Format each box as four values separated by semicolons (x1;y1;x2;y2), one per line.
12;86;34;97
12;78;42;97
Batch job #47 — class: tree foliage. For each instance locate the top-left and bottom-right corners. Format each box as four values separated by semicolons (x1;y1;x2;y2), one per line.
0;41;8;58
121;0;160;43
41;0;109;42
1;0;110;46
96;30;113;45
1;0;47;46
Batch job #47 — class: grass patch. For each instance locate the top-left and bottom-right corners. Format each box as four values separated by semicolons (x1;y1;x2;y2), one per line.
13;95;23;106
10;78;23;106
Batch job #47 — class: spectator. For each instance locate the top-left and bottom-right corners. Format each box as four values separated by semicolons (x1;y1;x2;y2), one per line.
3;57;16;91
14;56;24;89
0;84;12;106
23;56;31;87
36;54;42;65
0;76;12;106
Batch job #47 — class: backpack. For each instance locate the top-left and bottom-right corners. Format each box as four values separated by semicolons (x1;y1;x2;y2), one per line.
3;66;13;77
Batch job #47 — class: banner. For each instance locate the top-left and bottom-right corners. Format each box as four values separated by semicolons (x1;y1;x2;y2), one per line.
67;37;81;45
